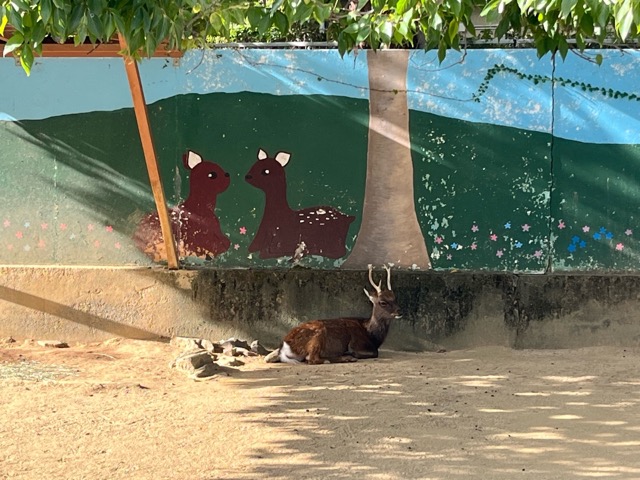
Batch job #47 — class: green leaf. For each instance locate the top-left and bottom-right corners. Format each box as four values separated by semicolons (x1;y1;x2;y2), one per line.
560;0;577;18
355;24;370;43
379;20;393;44
3;32;23;56
437;40;447;63
615;0;633;40
343;22;359;34
447;18;459;44
257;13;271;36
273;11;288;34
595;53;603;65
40;0;53;24
19;43;34;75
557;35;569;59
0;15;7;36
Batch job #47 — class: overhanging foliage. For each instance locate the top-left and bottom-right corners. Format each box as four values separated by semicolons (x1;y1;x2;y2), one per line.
1;0;639;75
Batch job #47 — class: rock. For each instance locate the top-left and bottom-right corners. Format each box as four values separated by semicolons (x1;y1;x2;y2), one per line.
264;349;281;363
170;349;216;375
188;363;219;380
200;339;223;354
230;347;257;357
0;337;16;345
37;340;69;348
170;336;201;351
219;338;250;355
250;340;271;356
217;356;245;368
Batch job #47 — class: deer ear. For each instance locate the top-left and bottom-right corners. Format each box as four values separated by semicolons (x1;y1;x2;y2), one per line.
184;150;203;170
257;149;268;160
275;152;291;167
364;288;375;304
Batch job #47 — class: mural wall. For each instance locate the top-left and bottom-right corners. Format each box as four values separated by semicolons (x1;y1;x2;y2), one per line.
1;48;639;272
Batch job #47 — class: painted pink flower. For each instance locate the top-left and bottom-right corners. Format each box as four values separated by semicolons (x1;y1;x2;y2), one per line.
88;224;95;231
435;236;444;244
558;220;566;229
521;224;530;232
114;242;122;249
3;219;9;228
239;227;247;235
496;249;504;258
533;250;543;259
471;224;479;232
446;254;452;260
7;244;13;251
616;243;624;251
15;231;23;239
59;223;67;230
470;242;477;250
41;223;48;230
582;225;590;233
94;240;101;248
105;225;113;232
625;229;633;236
234;244;240;250
490;233;498;241
37;239;46;248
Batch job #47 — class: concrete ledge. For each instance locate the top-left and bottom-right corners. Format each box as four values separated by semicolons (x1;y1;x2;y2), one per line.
1;266;639;349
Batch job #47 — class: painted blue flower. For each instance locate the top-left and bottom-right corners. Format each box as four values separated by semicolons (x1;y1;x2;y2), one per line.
568;244;577;253
571;235;580;244
593;233;602;240
599;226;607;234
451;242;459;249
579;240;587;248
605;232;613;240
515;241;523;248
504;222;512;229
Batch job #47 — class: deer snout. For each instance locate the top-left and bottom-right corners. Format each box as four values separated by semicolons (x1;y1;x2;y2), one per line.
245;174;252;180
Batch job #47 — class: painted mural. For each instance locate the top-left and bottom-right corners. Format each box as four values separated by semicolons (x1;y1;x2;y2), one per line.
1;48;639;272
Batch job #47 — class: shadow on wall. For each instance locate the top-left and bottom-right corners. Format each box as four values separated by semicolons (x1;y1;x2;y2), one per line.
0;285;166;341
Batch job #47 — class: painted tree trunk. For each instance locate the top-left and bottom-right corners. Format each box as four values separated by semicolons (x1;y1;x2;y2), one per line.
342;50;431;270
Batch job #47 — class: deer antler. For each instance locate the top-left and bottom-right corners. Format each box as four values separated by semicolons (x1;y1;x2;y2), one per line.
367;264;382;294
384;264;392;291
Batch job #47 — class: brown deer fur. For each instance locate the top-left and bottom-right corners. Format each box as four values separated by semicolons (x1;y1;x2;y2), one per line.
278;266;401;364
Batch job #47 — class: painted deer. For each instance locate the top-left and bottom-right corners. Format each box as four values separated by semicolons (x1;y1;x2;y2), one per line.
135;150;231;261
245;149;355;259
275;265;401;364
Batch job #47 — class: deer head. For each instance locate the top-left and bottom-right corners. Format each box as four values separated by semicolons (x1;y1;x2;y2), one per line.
245;148;291;194
365;264;402;320
182;150;231;198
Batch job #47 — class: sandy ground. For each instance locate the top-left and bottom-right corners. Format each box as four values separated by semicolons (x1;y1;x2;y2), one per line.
1;339;640;480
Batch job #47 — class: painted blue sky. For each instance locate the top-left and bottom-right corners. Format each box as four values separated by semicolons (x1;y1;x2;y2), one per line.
1;48;638;144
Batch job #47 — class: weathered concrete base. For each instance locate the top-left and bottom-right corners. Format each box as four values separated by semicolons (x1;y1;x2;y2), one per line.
1;266;639;350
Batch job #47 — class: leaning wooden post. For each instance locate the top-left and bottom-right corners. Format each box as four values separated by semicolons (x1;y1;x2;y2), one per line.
118;34;179;269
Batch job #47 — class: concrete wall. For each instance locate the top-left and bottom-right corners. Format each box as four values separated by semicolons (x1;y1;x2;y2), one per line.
2;266;639;349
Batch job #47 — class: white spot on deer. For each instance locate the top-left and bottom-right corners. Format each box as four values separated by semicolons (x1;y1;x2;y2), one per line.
317;209;326;215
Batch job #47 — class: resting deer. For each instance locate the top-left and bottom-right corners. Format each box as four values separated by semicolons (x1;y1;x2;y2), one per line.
276;265;401;364
135;150;231;261
245;148;355;259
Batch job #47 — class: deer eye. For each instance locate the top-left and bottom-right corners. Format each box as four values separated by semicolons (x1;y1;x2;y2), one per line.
261;169;270;176
208;171;217;179
379;301;388;307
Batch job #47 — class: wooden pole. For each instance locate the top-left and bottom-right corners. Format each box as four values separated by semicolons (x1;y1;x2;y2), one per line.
118;34;179;269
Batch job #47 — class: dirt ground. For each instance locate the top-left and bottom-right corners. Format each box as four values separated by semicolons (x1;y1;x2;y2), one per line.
1;339;640;480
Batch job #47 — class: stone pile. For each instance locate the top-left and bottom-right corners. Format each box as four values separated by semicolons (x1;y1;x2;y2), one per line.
169;336;273;380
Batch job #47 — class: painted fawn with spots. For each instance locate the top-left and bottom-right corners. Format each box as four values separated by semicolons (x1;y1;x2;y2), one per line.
276;265;401;364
